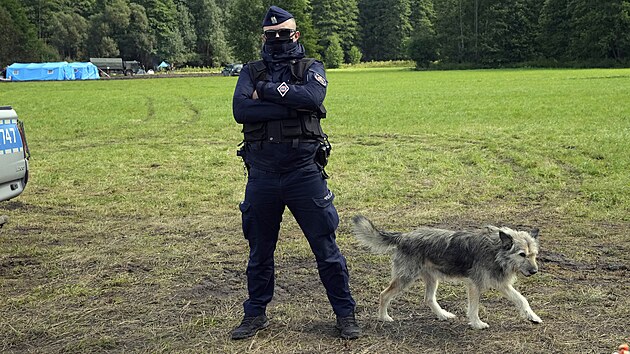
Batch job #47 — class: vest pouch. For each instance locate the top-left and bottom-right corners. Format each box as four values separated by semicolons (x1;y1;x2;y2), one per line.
300;113;323;138
242;122;266;141
280;118;303;137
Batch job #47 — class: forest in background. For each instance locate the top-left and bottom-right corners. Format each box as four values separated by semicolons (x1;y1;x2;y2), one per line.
1;0;629;69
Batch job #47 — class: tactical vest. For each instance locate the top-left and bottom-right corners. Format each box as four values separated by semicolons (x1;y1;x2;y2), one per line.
242;58;327;143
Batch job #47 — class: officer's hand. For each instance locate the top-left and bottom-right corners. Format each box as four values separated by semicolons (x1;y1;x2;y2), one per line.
252;90;259;100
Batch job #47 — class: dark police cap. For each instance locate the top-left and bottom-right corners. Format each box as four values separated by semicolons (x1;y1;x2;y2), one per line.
262;6;294;26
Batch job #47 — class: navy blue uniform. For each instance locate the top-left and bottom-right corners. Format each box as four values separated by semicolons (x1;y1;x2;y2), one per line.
233;44;356;318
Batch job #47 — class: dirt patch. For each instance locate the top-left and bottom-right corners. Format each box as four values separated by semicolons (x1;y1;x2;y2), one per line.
540;250;629;272
0;256;40;276
179;267;243;301
2;201;629;353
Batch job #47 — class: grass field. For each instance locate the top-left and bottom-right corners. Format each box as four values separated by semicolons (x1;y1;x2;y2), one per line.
1;67;629;353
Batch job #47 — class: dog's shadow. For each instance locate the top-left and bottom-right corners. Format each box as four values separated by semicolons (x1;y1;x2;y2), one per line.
367;317;465;343
304;315;466;344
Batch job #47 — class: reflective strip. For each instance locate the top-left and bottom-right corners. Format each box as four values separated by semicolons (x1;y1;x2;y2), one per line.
0;147;22;155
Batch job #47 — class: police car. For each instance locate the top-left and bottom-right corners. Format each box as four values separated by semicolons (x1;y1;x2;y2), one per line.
0;106;30;203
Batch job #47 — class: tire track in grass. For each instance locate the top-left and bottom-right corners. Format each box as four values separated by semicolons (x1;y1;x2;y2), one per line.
181;96;201;124
145;96;155;122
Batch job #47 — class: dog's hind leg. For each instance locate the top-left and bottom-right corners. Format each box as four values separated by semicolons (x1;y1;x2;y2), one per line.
378;276;414;322
497;284;542;324
466;282;489;329
422;274;456;320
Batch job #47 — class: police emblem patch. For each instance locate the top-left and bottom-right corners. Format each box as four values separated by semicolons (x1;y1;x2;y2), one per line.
271;16;277;24
313;72;328;87
277;82;290;97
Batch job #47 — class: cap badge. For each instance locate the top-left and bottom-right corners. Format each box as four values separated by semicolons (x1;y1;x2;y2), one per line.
271;16;277;24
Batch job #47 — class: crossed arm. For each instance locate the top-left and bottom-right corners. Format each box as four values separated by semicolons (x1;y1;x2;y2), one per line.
232;61;327;124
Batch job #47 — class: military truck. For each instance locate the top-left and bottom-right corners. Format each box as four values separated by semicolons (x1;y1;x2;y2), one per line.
0;106;30;204
221;63;243;76
90;57;141;76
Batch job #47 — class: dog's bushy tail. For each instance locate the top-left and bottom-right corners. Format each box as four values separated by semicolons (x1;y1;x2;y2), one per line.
351;215;402;253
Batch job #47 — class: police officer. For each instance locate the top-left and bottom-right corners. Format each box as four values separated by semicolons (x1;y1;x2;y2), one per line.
231;6;360;340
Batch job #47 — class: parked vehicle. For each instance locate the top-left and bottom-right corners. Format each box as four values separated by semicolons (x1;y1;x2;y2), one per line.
0;106;30;203
90;57;142;76
222;63;243;76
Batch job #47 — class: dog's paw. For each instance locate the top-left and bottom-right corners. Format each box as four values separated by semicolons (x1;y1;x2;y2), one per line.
469;320;489;329
527;313;542;324
436;311;457;320
378;314;394;322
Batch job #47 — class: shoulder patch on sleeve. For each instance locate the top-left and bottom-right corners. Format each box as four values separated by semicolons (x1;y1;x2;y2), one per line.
313;72;328;87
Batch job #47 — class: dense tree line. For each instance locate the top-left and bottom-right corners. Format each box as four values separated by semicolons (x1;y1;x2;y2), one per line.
2;0;629;69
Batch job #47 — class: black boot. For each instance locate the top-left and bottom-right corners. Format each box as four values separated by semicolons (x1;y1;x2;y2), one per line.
336;313;361;340
231;314;269;340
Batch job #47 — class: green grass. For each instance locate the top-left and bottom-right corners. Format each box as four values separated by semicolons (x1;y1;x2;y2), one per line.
329;68;630;220
1;68;629;353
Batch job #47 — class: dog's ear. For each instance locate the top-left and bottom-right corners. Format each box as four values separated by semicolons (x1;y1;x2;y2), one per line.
499;231;513;250
530;228;540;240
485;225;499;233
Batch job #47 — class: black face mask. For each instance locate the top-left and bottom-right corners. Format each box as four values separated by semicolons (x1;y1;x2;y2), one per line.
264;38;298;54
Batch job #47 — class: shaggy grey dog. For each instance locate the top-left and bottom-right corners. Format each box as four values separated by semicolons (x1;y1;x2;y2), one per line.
352;215;542;329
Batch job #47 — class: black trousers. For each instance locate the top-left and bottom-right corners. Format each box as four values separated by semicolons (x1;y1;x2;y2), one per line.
239;164;356;317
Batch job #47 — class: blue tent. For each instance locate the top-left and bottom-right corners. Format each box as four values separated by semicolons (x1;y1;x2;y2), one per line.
68;62;100;80
6;62;75;81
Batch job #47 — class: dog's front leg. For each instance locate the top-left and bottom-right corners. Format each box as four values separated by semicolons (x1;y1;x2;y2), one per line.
498;284;542;324
466;283;489;329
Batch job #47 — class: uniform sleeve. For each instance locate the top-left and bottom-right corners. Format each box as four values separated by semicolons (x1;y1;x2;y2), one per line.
232;63;298;124
254;60;327;111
